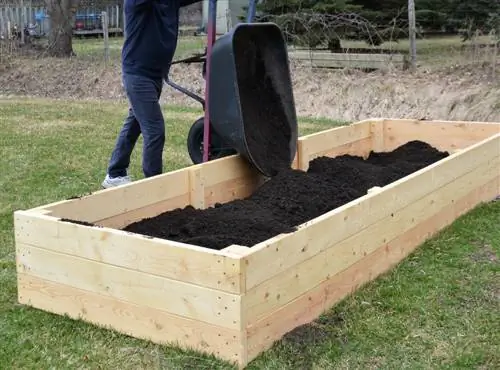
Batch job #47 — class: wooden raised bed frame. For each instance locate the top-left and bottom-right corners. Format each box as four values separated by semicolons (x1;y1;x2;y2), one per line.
15;118;499;368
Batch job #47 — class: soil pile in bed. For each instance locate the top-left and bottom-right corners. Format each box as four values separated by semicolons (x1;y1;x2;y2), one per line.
123;140;449;250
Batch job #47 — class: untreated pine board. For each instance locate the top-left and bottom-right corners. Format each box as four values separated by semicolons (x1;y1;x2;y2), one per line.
196;155;262;208
14;211;245;294
383;119;500;152
96;194;190;229
17;273;245;365
200;149;299;208
36;168;190;223
245;177;499;362
244;133;500;290
297;120;373;170
370;119;386;152
16;244;242;329
302;136;373;168
99;154;262;225
242;156;499;324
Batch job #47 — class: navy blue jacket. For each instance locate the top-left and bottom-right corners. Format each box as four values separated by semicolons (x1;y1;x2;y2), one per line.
122;0;201;79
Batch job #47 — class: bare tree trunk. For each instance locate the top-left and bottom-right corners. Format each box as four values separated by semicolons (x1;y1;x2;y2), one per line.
45;0;79;57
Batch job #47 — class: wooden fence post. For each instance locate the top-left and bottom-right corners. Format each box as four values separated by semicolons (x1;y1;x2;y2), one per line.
20;0;25;44
102;11;109;64
491;30;497;78
408;0;417;70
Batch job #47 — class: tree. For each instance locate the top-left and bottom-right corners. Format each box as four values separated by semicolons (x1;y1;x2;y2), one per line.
45;0;80;57
256;0;382;49
449;0;500;39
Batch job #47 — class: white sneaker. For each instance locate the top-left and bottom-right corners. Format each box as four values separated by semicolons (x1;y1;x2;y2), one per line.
101;174;132;189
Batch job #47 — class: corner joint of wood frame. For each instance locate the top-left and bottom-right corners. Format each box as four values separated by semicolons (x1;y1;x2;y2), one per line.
188;165;206;209
221;244;252;258
221;245;251;294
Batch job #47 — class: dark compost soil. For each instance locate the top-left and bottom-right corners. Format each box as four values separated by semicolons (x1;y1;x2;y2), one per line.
120;140;448;250
234;28;293;176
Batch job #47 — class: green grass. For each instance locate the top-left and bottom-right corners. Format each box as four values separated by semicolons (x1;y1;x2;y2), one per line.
0;99;499;369
73;35;205;61
340;34;497;66
71;33;496;66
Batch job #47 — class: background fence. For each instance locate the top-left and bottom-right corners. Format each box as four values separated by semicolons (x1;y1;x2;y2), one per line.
0;0;497;76
0;3;123;40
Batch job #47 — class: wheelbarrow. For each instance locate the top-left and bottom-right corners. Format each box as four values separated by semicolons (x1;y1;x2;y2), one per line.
165;0;298;177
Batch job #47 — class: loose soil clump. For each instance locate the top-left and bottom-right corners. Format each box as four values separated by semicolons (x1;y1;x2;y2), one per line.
123;140;449;250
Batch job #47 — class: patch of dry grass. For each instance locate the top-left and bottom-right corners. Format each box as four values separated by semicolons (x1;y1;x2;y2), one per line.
0;35;498;123
288;62;500;122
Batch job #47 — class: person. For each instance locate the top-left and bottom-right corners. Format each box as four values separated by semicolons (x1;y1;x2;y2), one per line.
102;0;202;189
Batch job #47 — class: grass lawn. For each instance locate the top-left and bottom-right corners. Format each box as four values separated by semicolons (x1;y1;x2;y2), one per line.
73;35;206;61
72;33;496;67
0;98;499;369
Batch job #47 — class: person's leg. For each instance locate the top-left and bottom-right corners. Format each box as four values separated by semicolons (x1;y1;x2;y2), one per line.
125;75;165;178
106;107;141;178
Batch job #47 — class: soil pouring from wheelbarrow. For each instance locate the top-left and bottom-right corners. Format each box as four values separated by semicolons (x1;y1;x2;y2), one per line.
208;22;298;177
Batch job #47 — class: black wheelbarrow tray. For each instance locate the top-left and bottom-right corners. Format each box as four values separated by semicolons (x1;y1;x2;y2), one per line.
206;22;299;177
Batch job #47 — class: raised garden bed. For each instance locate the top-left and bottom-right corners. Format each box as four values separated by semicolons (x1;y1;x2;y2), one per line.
15;118;500;368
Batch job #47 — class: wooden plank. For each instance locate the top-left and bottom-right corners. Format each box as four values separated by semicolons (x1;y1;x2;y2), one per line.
298;137;372;171
95;194;189;229
290;51;407;62
189;165;206;209
289;52;407;70
16;244;242;329
200;152;299;208
94;153;279;225
38;168;190;223
14;212;245;294
383;119;500;152
205;175;261;208
243;133;500;291
30;151;284;228
193;155;261;208
370;120;385;152
245;176;498;362
297;120;373;171
201;151;298;208
297;59;403;70
200;155;259;190
242;156;499;324
17;274;246;366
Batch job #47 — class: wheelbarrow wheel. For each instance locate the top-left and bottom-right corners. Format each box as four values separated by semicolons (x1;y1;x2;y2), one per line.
187;117;237;164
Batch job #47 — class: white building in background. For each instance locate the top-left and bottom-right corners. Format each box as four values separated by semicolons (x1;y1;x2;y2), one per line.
201;0;262;34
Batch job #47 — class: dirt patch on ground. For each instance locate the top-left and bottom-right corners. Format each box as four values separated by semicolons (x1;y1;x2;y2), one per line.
289;62;500;122
0;58;126;100
276;312;347;369
1;56;498;122
470;241;498;264
115;140;448;250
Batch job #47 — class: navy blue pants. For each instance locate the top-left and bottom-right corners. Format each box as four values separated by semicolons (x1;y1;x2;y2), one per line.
107;73;165;178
